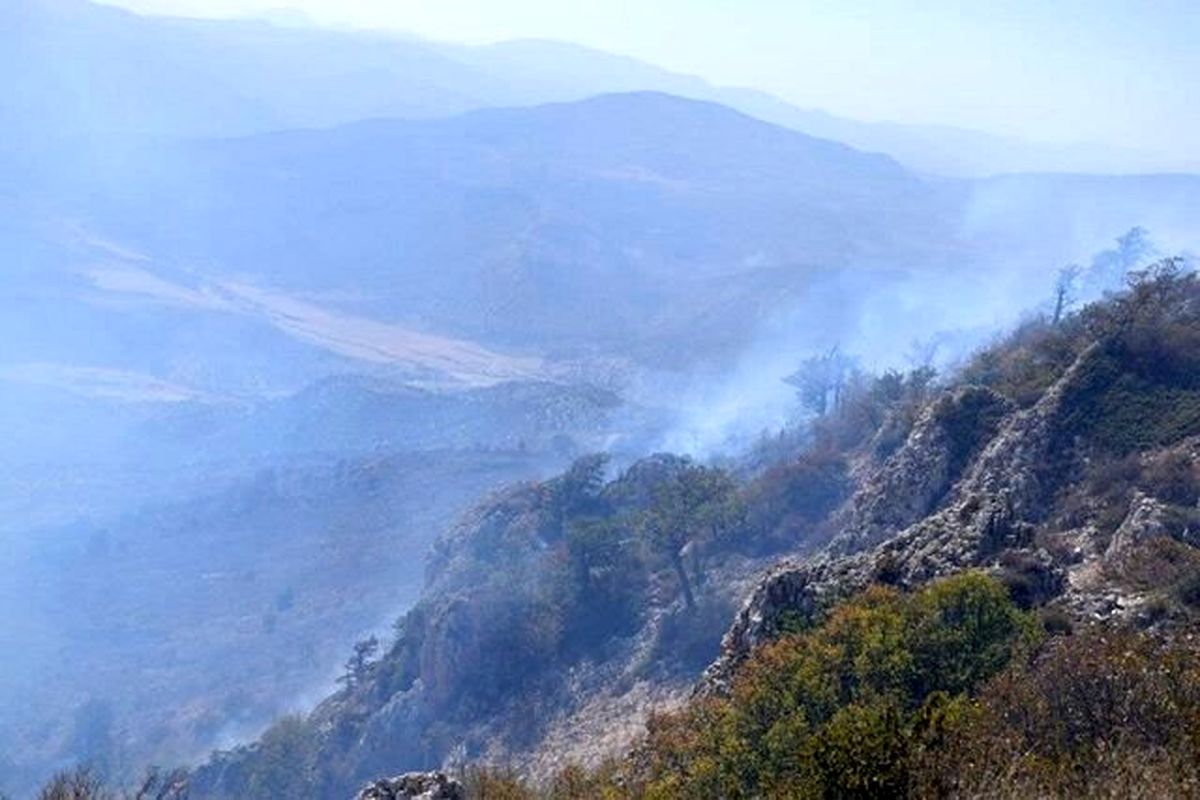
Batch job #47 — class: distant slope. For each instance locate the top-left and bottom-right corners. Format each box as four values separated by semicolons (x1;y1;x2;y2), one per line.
57;92;942;362
11;87;1200;392
81;264;546;388
0;448;556;800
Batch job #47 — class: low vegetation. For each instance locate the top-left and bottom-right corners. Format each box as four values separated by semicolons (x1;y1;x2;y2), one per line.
458;574;1200;799
632;573;1038;798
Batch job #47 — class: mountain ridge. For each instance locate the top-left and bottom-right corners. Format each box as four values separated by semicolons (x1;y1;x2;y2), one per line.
12;0;1193;176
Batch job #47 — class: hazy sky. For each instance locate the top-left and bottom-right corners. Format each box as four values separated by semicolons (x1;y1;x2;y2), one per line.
102;0;1199;160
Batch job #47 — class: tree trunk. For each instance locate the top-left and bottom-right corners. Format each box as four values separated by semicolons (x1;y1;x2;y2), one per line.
672;548;696;610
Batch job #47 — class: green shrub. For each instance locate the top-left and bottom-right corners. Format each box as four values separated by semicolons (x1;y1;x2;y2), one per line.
561;516;647;650
636;573;1035;798
621;574;1200;799
1141;449;1200;506
926;627;1200;797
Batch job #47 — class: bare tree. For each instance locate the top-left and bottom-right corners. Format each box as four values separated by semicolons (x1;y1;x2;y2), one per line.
34;767;188;800
1052;264;1081;324
38;768;111;800
906;333;952;370
131;769;188;800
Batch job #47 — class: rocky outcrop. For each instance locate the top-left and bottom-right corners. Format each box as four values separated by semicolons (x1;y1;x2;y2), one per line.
1105;491;1175;563
355;772;465;800
702;344;1105;693
831;385;1012;554
695;555;866;696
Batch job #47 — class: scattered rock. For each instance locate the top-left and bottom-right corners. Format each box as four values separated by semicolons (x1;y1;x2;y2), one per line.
355;772;465;800
1105;491;1174;563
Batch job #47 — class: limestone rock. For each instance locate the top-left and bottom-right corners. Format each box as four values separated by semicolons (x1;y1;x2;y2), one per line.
1106;491;1174;563
702;345;1105;694
832;385;1012;553
355;772;465;800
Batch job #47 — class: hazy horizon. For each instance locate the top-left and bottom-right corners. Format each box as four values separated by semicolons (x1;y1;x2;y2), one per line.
94;0;1200;169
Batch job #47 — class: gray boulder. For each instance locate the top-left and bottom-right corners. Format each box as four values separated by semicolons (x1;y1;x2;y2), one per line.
355;771;465;800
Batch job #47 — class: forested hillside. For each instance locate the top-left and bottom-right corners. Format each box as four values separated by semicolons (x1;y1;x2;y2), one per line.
161;262;1200;798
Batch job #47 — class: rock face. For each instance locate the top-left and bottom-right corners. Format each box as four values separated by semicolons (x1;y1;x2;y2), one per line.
355;772;465;800
1105;491;1175;563
831;385;1012;554
702;343;1111;693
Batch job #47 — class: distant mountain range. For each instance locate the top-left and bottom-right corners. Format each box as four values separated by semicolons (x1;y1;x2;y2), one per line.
13;86;1197;384
8;0;1194;177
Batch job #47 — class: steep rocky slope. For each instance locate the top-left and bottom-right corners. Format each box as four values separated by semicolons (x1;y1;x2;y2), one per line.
191;452;780;797
708;265;1200;690
190;262;1200;797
